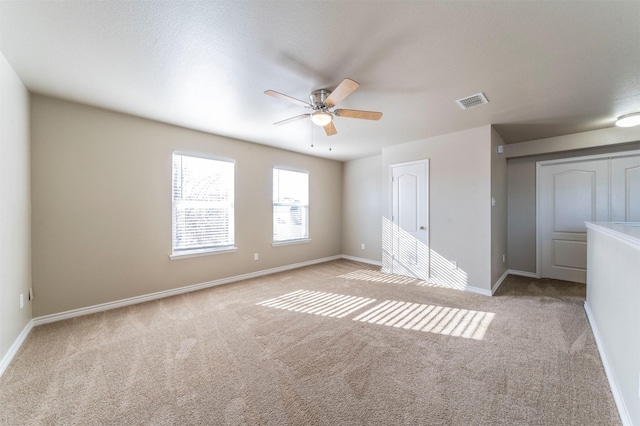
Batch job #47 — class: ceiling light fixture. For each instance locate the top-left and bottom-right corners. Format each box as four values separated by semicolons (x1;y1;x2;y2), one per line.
615;112;640;128
310;111;332;127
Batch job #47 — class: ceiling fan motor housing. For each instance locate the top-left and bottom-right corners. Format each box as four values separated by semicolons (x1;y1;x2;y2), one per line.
310;89;331;110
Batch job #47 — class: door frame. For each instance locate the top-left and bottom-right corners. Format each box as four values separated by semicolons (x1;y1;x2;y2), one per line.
535;149;640;278
388;159;429;279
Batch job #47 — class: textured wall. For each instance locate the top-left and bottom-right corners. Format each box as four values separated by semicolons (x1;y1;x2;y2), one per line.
506;142;640;274
381;126;492;292
31;95;343;316
490;127;508;287
585;225;640;425
342;155;382;263
0;53;31;363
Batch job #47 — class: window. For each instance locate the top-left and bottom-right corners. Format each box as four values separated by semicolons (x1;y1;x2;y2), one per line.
273;168;309;243
172;153;235;257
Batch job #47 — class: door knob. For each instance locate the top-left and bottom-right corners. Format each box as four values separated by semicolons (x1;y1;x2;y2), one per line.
420;226;426;230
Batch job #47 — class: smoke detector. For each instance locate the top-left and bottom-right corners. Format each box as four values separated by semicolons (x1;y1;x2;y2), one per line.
456;92;489;110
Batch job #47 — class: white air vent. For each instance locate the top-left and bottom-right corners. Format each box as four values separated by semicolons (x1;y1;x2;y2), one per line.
456;92;489;109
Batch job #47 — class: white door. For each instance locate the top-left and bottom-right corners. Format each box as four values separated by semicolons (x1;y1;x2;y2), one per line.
610;155;640;222
390;160;429;280
539;159;609;283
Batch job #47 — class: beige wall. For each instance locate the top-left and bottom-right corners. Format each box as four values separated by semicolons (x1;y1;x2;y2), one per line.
31;95;343;316
381;126;493;292
490;127;508;286
506;141;640;274
342;155;382;263
0;53;32;361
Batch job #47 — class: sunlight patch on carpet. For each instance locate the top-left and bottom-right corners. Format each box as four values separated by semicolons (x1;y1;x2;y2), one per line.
352;300;495;340
338;269;420;285
257;290;494;340
338;269;468;291
256;290;376;318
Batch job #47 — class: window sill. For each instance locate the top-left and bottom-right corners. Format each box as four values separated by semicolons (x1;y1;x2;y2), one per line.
272;239;311;247
169;246;238;260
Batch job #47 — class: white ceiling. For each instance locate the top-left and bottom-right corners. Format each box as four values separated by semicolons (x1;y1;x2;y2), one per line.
2;1;639;161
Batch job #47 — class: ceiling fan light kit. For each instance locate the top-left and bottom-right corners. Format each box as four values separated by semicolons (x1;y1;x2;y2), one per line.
311;111;332;127
265;78;382;136
615;112;640;127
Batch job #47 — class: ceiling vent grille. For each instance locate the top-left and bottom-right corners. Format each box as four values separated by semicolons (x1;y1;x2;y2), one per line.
456;92;489;109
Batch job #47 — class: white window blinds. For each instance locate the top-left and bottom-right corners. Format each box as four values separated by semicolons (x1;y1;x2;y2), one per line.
273;168;309;242
172;154;234;253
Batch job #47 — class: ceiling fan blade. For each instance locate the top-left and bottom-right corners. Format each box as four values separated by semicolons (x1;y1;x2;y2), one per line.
264;90;312;108
274;114;310;126
325;78;359;107
323;121;337;136
334;109;383;120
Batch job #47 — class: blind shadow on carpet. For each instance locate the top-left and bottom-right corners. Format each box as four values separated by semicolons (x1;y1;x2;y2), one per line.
0;259;620;425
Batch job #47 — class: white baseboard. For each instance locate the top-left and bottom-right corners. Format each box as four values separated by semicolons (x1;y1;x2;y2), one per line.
507;269;539;279
464;285;492;297
33;255;342;326
2;255;345;377
341;255;382;267
584;302;632;426
491;270;509;295
0;256;516;379
0;320;33;378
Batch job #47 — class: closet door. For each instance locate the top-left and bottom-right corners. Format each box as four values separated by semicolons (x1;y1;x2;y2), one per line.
610;154;640;222
539;158;609;283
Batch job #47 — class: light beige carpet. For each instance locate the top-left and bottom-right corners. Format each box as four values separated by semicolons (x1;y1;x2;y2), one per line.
0;260;620;425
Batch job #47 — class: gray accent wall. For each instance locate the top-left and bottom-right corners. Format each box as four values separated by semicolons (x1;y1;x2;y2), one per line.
507;141;640;274
0;53;31;361
31;95;343;317
342;155;382;263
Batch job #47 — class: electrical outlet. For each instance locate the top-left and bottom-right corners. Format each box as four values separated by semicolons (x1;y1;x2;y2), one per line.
254;253;259;261
361;243;365;250
450;260;458;269
19;294;24;310
29;288;33;301
491;197;496;206
502;254;506;263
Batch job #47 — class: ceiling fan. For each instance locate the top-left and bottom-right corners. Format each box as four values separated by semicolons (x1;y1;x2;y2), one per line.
264;78;382;136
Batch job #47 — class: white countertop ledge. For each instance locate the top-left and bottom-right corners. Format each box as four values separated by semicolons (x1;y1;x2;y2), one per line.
585;222;640;250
